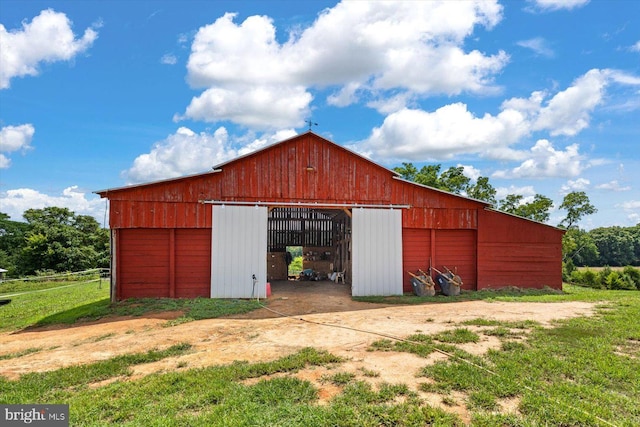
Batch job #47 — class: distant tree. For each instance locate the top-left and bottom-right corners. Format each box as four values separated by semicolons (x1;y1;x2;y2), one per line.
497;194;524;215
0;212;30;275
590;226;639;266
498;194;553;223
17;207;109;275
393;162;419;182
562;228;599;266
439;166;471;194
393;163;473;194
394;163;443;188
518;194;554;223
467;176;497;205
559;191;597;229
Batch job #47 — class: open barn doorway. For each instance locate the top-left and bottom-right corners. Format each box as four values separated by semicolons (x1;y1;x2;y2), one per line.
267;207;352;297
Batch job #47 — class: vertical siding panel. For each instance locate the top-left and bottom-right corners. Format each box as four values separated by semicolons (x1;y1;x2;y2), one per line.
169;229;175;298
434;230;476;290
118;229;170;299
175;229;211;298
211;205;268;298
352;209;403;296
402;228;432;293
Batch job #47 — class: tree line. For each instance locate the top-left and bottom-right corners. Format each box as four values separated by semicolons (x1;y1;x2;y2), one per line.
0;207;109;277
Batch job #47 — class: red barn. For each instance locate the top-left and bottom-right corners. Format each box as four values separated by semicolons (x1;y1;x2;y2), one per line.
96;132;563;301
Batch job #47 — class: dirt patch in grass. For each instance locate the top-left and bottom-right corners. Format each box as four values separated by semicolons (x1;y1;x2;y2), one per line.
1;290;594;377
0;286;595;422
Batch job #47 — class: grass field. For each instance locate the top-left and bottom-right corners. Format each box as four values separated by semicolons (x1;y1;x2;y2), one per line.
1;282;639;426
0;279;262;333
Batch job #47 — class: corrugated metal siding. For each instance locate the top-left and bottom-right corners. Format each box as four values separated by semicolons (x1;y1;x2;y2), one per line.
175;229;211;298
402;228;432;293
211;205;268;298
118;229;170;298
477;209;563;289
352;209;403;296
434;230;477;291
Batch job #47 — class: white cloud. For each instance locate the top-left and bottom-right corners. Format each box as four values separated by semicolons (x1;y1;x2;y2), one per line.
631;41;640;52
560;178;590;193
529;0;589;11
533;69;608;136
0;124;35;168
495;185;536;201
596;180;631;192
356;104;529;161
181;1;508;127
0;186;105;223
180;85;312;129
122;126;297;184
516;37;554;57
160;53;177;65
237;129;297;156
618;200;640;224
607;70;640;86
0;9;98;89
353;68;638;167
619;200;640;210
123;127;235;184
493;140;585;179
460;164;482;181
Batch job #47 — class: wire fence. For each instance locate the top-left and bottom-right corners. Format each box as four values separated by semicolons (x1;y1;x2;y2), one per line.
0;268;110;284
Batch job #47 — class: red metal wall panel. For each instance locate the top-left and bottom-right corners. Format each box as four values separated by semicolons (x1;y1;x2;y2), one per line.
175;229;211;298
117;228;211;299
434;230;477;291
477;209;563;289
118;229;170;298
402;228;432;293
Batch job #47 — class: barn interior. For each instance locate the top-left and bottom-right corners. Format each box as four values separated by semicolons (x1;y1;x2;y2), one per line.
266;207;352;294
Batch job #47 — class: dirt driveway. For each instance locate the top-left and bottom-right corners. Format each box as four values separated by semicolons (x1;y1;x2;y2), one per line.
0;281;595;421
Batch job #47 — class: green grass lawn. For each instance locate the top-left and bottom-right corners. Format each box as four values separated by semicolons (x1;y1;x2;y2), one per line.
0;279;110;333
1;284;639;425
0;279;263;333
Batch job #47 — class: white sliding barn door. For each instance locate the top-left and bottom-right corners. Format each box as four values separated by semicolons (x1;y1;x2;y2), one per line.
351;208;403;296
211;205;268;298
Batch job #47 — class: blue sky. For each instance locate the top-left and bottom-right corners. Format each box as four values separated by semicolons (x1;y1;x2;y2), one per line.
1;0;638;229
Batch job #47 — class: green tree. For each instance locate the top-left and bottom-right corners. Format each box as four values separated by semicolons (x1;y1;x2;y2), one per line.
498;194;553;222
562;228;599;266
439;166;471;194
0;212;30;275
590;226;638;266
559;191;597;229
393;162;419;182
17;207;109;275
467;176;497;205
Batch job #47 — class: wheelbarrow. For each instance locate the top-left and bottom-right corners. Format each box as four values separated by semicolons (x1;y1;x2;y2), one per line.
407;270;436;297
432;266;462;296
